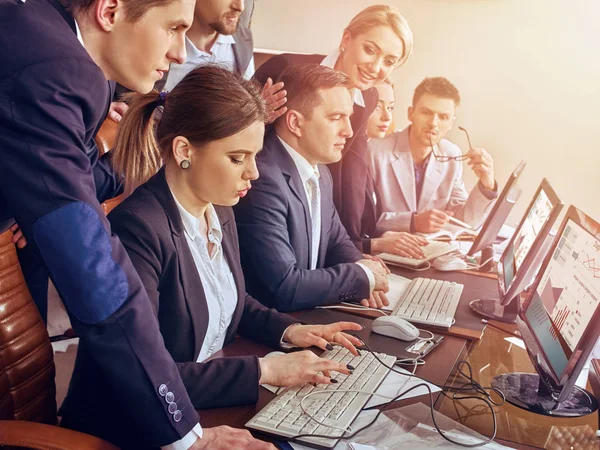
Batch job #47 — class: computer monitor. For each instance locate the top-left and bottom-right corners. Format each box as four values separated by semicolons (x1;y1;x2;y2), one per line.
492;206;600;416
470;179;563;323
467;160;527;256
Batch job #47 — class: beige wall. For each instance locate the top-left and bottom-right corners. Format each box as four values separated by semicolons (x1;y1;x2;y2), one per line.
252;0;600;225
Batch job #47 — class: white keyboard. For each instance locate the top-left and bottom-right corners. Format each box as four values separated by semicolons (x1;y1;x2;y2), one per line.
246;347;395;448
390;277;463;328
379;241;459;268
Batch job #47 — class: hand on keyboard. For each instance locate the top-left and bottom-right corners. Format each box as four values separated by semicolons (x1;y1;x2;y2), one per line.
283;322;364;355
371;231;428;258
360;291;389;309
258;350;353;387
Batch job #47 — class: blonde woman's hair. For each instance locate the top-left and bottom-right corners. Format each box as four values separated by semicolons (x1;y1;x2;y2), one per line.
345;5;413;67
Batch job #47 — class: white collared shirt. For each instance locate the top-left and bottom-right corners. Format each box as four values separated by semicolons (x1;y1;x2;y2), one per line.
277;136;321;269
74;18;204;450
164;34;255;91
320;50;365;108
276;135;374;292
171;194;238;362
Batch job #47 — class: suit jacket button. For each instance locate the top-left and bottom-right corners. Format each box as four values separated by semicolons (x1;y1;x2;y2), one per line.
168;402;178;414
173;410;182;422
166;391;175;403
158;384;168;396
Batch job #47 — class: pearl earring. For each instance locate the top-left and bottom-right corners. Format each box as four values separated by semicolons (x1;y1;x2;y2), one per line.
180;160;190;169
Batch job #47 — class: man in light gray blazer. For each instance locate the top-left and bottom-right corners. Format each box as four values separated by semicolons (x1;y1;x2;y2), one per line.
370;77;498;234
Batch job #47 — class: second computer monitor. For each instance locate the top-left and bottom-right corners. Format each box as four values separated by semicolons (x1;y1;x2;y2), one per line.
497;178;563;306
467;160;526;256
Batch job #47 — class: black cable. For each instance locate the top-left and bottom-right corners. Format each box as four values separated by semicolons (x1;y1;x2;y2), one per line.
287;335;504;447
355;335;503;447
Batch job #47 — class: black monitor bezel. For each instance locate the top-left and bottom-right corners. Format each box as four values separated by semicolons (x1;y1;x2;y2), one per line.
497;178;563;306
518;205;600;403
467;161;527;256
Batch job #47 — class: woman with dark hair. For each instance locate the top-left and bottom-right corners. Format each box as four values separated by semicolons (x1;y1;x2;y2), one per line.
108;65;362;411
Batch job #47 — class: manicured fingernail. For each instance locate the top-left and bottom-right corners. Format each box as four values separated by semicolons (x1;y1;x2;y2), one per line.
326;343;333;351
330;378;338;383
347;364;355;371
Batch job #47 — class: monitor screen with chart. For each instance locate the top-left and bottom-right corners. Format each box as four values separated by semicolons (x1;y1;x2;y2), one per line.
520;206;600;394
497;178;563;304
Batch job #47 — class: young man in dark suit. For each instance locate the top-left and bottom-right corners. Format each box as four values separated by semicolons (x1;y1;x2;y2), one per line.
234;65;389;312
0;0;272;449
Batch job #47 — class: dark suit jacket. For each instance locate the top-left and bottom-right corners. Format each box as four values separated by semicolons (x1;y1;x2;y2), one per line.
108;169;297;409
0;0;199;447
254;53;380;253
234;131;370;312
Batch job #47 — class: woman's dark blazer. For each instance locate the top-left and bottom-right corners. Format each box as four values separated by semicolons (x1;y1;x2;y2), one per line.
108;168;297;409
254;53;381;253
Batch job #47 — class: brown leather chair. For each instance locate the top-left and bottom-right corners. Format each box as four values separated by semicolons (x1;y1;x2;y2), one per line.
0;230;118;449
95;119;119;156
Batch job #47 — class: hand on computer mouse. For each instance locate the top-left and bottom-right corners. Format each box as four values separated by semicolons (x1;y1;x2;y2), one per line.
258;350;352;387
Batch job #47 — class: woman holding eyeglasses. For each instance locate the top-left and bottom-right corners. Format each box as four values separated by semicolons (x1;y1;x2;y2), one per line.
254;5;414;308
370;76;498;235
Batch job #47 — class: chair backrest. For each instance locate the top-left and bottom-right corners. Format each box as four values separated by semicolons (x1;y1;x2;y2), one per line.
0;230;57;424
95;119;119;156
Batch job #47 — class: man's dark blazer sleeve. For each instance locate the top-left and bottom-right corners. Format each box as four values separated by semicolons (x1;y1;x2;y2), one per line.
93;150;124;203
109;207;296;409
0;59;197;446
235;160;370;312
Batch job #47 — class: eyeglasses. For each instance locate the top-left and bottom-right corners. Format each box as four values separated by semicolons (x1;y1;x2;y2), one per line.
429;126;472;162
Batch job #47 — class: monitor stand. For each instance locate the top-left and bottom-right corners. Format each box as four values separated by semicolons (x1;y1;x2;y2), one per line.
492;373;598;417
470;296;518;323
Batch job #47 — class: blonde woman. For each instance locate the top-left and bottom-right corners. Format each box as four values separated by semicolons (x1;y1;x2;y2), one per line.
255;6;417;258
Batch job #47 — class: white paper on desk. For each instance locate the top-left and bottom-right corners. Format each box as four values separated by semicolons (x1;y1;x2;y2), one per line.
364;367;441;409
382;274;412;312
403;423;514;449
504;336;525;350
289;410;380;450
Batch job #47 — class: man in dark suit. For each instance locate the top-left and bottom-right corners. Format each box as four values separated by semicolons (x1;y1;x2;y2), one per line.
254;53;380;255
0;0;271;449
234;65;389;312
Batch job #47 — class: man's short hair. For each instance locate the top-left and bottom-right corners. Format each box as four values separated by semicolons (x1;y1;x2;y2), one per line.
275;65;352;121
412;77;461;107
58;0;172;21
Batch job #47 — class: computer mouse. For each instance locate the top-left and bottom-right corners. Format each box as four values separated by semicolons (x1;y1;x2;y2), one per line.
371;316;419;341
432;254;468;271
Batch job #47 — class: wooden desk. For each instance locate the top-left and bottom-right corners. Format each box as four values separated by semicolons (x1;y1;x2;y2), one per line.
437;325;599;449
197;271;599;449
200;311;468;429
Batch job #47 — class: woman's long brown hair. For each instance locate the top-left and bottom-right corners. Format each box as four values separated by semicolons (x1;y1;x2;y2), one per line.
111;65;267;195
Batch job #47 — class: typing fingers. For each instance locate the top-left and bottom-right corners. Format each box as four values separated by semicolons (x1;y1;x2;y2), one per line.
334;332;363;354
395;243;424;259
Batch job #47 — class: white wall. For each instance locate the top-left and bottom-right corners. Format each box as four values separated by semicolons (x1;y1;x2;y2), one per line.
253;0;600;225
